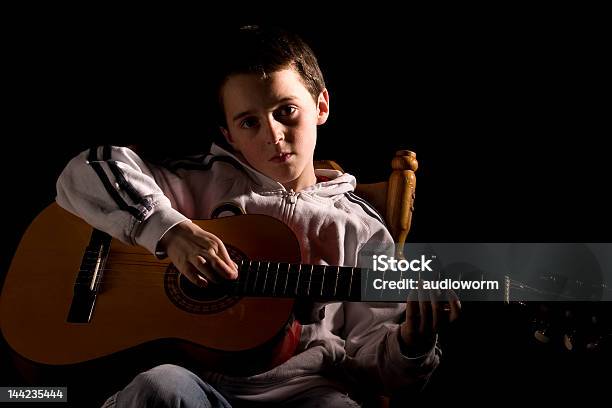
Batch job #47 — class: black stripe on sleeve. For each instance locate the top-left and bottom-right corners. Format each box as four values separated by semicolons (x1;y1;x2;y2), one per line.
344;192;386;227
87;146;145;221
103;144;112;160
102;145;150;209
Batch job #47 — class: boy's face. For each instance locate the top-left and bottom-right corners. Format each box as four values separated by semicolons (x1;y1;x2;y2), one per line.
220;68;329;192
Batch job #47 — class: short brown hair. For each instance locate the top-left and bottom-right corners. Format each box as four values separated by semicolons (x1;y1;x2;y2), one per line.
212;25;326;127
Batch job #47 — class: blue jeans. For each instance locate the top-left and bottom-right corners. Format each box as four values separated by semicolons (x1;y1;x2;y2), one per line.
101;364;231;408
101;364;361;408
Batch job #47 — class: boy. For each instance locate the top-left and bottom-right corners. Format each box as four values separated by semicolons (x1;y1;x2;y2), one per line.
56;25;457;407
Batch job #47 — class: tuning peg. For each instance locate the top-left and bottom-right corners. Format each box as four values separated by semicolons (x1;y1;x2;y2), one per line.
532;303;558;344
561;308;578;351
534;329;552;344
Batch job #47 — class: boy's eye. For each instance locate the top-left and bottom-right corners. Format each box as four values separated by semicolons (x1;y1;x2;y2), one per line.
240;117;258;129
276;105;297;117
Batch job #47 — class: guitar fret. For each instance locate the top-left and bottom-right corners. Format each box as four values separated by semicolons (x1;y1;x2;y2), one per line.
235;260;246;296
252;261;261;294
272;263;280;295
337;267;352;300
286;264;298;296
398;268;403;298
313;265;325;299
256;261;266;295
283;263;290;295
307;265;313;296
322;265;337;299
348;268;354;300
243;260;252;294
295;264;302;295
262;261;270;295
334;266;340;297
320;265;326;297
235;260;362;300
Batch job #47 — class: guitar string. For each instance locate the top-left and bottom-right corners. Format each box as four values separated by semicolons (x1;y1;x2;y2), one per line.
68;283;609;304
506;277;611;293
70;263;610;291
72;273;341;288
73;252;612;298
72;261;611;285
71;262;344;277
71;263;355;293
503;278;612;302
74;265;611;292
85;251;612;291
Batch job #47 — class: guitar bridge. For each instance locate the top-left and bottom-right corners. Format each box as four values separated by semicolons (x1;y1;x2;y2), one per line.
67;229;111;323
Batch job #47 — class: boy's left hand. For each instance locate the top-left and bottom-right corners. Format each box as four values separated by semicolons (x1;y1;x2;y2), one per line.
399;286;461;355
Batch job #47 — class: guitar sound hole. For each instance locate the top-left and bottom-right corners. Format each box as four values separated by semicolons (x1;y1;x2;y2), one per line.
163;245;247;314
179;275;227;301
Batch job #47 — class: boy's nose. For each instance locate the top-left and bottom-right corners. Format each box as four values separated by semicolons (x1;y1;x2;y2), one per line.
267;132;284;145
263;119;285;144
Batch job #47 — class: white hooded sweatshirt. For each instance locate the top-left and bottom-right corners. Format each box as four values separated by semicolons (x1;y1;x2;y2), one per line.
55;143;439;403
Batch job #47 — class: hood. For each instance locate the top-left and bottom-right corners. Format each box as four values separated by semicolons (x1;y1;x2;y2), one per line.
209;143;356;197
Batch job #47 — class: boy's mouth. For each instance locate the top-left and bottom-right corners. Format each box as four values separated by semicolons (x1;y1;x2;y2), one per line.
269;153;293;163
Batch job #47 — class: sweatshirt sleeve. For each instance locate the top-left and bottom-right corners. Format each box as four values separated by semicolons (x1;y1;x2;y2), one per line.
342;304;440;395
340;221;441;395
55;145;191;255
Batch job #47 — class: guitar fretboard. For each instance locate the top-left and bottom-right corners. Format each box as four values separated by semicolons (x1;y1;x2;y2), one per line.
227;260;363;301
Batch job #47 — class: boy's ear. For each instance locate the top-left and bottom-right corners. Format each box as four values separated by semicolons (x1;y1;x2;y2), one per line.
220;126;238;151
316;88;330;125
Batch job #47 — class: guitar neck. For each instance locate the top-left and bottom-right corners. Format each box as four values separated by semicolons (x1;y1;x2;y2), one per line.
226;260;364;301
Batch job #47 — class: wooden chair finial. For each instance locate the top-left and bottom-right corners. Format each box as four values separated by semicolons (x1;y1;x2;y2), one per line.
387;150;418;256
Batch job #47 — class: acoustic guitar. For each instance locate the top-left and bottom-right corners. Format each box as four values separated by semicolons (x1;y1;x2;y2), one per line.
0;203;371;376
3;204;609;380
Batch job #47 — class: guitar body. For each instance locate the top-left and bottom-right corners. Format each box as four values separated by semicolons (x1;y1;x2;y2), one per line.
1;203;301;376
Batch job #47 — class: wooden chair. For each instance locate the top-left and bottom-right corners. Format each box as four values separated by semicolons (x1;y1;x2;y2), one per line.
315;150;418;408
315;150;418;257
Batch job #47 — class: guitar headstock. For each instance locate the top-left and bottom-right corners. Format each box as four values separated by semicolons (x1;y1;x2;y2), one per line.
503;274;612;353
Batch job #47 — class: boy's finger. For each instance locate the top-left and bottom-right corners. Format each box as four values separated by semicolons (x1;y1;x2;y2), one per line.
182;262;209;287
215;239;238;275
446;289;462;322
405;298;420;334
193;255;219;283
194;273;209;288
429;287;442;333
418;281;432;336
407;286;419;302
207;254;239;280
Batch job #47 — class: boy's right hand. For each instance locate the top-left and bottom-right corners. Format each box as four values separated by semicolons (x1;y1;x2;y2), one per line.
159;220;239;287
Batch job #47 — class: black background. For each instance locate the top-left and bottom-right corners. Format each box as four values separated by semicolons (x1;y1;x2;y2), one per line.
2;7;610;405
